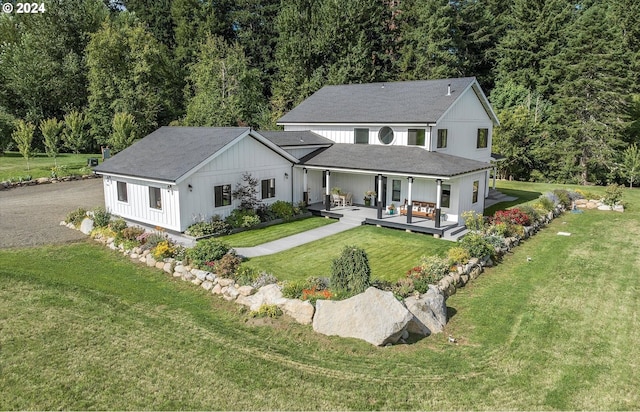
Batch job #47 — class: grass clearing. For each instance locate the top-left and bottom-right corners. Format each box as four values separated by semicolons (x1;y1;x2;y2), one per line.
0;151;101;181
1;181;639;409
219;216;336;247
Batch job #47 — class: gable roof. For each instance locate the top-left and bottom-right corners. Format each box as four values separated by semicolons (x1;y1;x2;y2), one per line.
278;77;499;126
299;144;491;178
94;127;296;183
258;130;333;147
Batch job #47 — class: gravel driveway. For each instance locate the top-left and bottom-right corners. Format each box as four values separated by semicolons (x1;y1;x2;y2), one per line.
0;179;104;248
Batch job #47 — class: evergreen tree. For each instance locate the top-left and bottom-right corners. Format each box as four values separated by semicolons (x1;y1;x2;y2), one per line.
40;118;64;166
395;0;460;80
183;35;265;128
546;2;632;184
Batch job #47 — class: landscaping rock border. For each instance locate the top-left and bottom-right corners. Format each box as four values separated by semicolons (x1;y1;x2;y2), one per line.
0;173;100;191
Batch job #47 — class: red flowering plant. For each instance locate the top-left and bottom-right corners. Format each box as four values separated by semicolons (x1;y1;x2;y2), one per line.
491;208;531;226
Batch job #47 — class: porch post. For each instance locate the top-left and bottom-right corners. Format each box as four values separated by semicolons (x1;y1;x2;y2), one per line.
493;166;497;190
303;168;309;205
485;170;490;198
406;177;413;224
377;174;383;219
325;170;331;211
435;179;442;228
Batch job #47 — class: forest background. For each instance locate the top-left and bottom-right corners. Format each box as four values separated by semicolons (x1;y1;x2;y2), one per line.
0;0;639;186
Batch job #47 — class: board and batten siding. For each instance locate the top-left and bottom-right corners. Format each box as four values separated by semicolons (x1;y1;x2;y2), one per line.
455;172;486;218
433;89;493;162
103;177;182;231
284;124;432;148
178;135;293;231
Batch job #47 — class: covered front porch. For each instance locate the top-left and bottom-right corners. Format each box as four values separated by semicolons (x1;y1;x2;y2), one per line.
307;202;466;239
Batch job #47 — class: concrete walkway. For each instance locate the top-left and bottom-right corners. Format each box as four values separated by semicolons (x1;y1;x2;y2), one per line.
234;218;360;258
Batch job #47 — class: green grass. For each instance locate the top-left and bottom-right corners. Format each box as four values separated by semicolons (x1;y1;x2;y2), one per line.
219;216;336;247
0;151;101;181
244;225;452;282
1;181;639;409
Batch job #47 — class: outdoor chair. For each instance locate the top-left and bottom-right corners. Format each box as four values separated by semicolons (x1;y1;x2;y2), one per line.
331;193;343;207
344;192;353;206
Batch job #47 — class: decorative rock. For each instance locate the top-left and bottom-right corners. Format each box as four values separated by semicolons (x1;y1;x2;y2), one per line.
155;261;164;270
146;256;157;267
211;284;222;295
223;285;240;301
79;217;94;235
235;284;284;311
217;278;235;287
460;274;470;284
173;271;182;278
237;285;255;296
182;272;194;281
201;280;214;291
470;265;482;280
192;269;209;281
139;256;146;264
404;286;448;336
312;287;414;346
613;204;624;213
191;278;203;286
205;273;216;282
280;299;315;325
174;265;186;274
163;262;173;274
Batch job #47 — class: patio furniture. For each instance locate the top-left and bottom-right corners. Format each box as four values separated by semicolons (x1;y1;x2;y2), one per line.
344;192;353;206
332;193;343;207
399;199;436;219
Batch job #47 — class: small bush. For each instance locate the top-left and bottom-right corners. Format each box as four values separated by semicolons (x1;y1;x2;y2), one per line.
250;304;282;318
225;209;260;228
66;207;87;227
209;253;242;278
141;232;166;250
187;238;230;268
122;226;145;241
603;183;623;207
392;277;415;299
281;280;306;299
483;234;506;249
270;200;295;220
109;217;127;233
447;246;471;266
535;195;555;213
461;210;485;232
330;245;371;295
185;219;231;237
459;233;494;259
152;240;176;260
252;272;278;289
301;287;333;304
552;189;571;209
544;192;560;207
517;205;540;224
241;214;261;228
92;206;111;228
256;204;276;222
487;222;513;237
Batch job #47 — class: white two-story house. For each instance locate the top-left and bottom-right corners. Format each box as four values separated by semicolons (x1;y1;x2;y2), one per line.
94;77;498;233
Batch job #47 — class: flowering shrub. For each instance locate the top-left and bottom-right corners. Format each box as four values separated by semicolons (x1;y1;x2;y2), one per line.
301;286;333;304
492;208;530;226
153;240;176;260
461;210;486;232
208;253;242;277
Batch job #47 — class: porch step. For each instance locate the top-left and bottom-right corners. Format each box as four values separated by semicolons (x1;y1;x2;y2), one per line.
443;227;469;242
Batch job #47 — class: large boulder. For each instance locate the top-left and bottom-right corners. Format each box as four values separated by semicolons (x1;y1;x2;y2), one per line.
404;286;447;335
79;217;94;235
236;284;284;312
280;299;315;325
312;287;413;346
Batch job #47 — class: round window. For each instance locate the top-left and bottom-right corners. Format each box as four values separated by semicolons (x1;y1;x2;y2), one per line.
378;126;394;145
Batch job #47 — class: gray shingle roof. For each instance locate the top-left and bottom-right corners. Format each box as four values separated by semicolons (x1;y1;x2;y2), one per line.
94;127;251;182
299;144;491;178
278;77;478;125
258;130;333;147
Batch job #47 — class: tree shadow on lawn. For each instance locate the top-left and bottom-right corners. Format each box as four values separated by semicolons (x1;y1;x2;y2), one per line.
484;188;543;215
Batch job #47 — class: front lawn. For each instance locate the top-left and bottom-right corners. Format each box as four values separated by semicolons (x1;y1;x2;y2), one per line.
219;216;336;247
244;225;453;282
0;151;101;181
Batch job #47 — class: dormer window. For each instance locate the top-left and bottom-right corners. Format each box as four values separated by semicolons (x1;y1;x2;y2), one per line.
408;129;425;146
378;126;394;145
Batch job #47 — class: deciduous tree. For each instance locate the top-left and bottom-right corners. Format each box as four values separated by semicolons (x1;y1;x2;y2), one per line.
12;120;35;171
40;118;64;166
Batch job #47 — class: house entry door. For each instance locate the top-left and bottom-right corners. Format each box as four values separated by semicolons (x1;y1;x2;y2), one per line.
374;176;387;208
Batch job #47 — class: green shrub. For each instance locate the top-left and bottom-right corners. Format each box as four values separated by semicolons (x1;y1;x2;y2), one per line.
461;210;485;232
185;220;231;237
225;209;260;228
487;222;513;237
250;304;282;318
187;238;230;268
92;206;111;228
447;246;471;266
270;200;295;220
392;277;415;299
241;214;261;228
251;272;278;289
281;280;306;299
109;217;127;233
459;233;494;259
330;245;371;295
518;205;540;223
210;253;242;278
535;195;555;212
552;189;572;209
121;226;145;241
603;183;623;207
66;207;87;227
